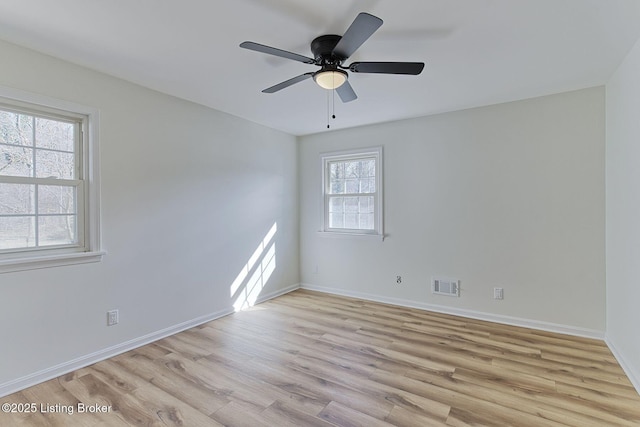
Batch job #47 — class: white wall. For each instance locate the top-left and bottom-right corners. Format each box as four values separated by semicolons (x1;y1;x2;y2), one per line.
299;87;605;334
606;37;640;390
0;39;299;394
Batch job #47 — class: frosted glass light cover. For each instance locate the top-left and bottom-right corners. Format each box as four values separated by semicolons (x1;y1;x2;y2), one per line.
314;70;347;89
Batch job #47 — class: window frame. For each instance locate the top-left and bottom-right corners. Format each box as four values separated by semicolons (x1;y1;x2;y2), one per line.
320;146;384;239
0;85;104;273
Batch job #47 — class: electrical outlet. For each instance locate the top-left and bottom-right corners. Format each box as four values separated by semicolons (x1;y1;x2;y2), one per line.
107;309;119;326
494;288;504;300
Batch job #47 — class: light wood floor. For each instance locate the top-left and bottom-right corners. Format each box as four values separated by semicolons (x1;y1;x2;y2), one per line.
2;289;639;426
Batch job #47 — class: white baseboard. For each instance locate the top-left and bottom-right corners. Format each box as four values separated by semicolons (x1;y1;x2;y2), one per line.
300;283;605;340
605;336;640;396
255;283;300;304
0;283;301;399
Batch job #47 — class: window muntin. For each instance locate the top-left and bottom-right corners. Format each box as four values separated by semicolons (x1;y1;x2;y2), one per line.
0;103;84;253
322;147;383;236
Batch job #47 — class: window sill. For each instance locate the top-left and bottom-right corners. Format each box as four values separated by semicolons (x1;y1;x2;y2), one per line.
317;231;385;241
0;251;106;274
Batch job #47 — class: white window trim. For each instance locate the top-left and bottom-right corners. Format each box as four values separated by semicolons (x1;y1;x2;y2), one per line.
318;146;384;240
0;85;104;273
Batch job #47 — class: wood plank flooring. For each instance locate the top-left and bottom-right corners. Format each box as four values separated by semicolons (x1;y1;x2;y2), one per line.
1;289;639;426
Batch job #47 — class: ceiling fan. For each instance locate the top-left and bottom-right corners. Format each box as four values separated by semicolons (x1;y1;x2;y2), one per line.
240;12;425;102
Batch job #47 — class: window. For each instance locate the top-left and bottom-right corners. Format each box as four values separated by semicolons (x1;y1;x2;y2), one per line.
321;147;383;238
0;87;102;272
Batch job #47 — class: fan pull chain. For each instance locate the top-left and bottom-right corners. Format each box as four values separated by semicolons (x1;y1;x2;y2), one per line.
326;83;337;129
327;89;330;129
332;88;336;120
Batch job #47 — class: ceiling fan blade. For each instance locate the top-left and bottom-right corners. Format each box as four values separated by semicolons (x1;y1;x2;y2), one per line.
262;73;314;93
240;41;315;64
332;13;383;60
336;81;357;103
348;61;425;75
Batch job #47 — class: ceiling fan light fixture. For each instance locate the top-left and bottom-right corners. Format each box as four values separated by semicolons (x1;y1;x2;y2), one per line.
313;69;348;90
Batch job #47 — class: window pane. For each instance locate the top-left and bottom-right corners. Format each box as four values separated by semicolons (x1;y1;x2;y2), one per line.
35;149;75;179
329;212;344;228
0;216;36;250
328;196;376;230
345;178;359;193
0;183;35;214
330;196;375;230
362;159;375;177
0;145;33;177
329;159;376;195
38;215;77;246
36;118;74;152
330;179;344;194
344;213;358;229
38;185;76;214
360;196;374;213
345;161;359;178
330;162;344;179
344;197;359;213
359;196;369;214
329;197;343;213
358;213;374;230
0;111;33;146
360;178;375;193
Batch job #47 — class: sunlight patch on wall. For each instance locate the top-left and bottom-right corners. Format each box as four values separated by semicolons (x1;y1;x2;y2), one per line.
231;222;277;311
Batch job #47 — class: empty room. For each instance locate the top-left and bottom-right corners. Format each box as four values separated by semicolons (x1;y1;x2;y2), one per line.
1;1;640;426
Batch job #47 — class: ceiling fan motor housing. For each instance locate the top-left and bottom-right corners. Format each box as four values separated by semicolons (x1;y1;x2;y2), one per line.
311;35;344;64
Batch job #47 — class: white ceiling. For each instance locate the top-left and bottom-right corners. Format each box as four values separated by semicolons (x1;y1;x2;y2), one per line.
1;0;639;136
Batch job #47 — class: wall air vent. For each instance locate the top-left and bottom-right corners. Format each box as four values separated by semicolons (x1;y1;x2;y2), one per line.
432;277;460;297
